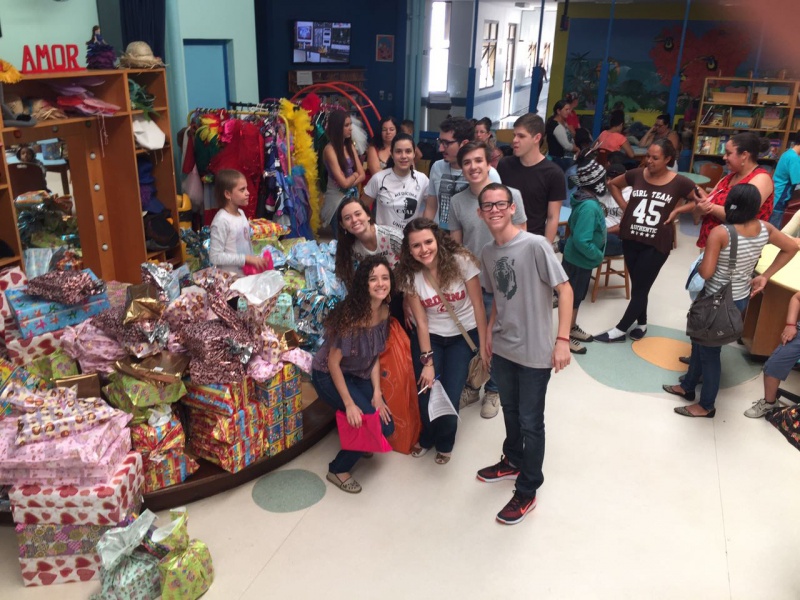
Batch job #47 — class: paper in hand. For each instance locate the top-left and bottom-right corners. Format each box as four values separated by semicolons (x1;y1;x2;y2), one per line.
428;381;460;422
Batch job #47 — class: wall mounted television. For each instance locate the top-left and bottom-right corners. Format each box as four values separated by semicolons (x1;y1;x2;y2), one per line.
293;21;351;64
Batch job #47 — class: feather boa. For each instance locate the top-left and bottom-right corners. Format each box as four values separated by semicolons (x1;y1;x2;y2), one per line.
350;113;368;156
279;98;321;234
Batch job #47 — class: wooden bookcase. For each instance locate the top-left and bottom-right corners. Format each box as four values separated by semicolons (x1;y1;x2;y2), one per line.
691;76;800;172
0;68;180;283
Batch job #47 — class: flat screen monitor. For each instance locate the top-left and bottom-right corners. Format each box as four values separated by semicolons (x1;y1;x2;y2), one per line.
293;21;351;64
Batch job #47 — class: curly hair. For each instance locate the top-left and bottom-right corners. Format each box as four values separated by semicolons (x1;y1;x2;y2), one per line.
394;217;479;294
324;255;393;337
334;196;375;291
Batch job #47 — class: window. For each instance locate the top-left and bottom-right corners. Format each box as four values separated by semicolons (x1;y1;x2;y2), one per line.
479;21;499;90
428;1;451;93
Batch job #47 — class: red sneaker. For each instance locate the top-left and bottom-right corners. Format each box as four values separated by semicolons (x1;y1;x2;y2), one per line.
476;456;520;483
496;492;536;525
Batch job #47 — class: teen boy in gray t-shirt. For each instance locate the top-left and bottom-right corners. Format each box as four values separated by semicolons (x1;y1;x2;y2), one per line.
476;182;573;525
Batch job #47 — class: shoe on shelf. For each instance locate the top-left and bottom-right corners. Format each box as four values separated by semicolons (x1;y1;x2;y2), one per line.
459;386;480;409
678;356;691;365
480;391;500;418
744;398;779;419
569;338;587;354
476;456;520;483
570;324;593;342
629;327;647;341
496;491;537;525
594;331;625;344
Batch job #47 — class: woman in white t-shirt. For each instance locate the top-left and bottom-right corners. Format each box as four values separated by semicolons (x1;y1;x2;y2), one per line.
395;218;488;464
362;134;429;231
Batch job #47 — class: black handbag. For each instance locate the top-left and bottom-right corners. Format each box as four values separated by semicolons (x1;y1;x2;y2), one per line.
686;224;743;346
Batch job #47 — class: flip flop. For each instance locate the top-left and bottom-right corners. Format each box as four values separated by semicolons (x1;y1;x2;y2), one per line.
435;452;451;465
326;472;362;493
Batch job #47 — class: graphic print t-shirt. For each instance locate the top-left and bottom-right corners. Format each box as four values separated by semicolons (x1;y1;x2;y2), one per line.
411;254;480;337
618;169;695;254
364;168;430;230
352;225;403;268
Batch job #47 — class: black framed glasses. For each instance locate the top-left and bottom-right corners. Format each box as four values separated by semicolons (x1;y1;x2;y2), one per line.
479;200;512;212
437;138;458;147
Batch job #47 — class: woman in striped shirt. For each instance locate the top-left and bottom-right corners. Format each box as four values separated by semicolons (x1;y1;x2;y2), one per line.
663;184;797;418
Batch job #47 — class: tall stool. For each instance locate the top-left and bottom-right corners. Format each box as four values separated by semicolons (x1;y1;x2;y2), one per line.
591;255;630;302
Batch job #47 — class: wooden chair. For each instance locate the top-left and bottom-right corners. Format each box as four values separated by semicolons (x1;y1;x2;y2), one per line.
8;162;48;196
590;255;630;302
699;162;724;191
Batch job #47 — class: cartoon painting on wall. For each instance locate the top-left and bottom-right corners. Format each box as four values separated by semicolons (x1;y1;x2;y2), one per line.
565;19;777;114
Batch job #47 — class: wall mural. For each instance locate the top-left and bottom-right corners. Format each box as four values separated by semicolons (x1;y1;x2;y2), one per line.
564;19;775;114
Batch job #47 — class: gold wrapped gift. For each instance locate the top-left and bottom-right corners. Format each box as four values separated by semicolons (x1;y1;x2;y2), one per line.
123;283;165;325
115;353;190;385
54;373;102;399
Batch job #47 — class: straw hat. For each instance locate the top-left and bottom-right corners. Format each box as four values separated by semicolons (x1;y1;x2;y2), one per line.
119;41;165;69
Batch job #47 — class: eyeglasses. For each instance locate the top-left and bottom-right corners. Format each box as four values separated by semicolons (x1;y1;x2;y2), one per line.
437;138;458;147
479;200;512;212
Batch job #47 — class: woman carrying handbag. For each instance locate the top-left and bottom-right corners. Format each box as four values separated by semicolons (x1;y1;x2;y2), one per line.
395;218;489;464
663;184;797;418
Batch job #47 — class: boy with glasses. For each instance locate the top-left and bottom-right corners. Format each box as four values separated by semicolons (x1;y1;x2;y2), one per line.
423;117;500;231
449;142;527;417
476;182;573;525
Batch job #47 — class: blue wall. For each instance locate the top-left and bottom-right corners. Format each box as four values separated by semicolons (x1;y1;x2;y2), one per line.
255;0;408;132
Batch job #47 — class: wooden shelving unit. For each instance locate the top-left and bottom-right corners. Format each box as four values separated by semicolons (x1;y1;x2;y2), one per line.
691;76;800;172
0;68;180;283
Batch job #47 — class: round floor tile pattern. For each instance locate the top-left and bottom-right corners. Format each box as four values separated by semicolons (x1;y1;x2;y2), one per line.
252;469;326;513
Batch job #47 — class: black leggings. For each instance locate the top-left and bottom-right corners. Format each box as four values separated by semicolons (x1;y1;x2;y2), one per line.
616;239;669;331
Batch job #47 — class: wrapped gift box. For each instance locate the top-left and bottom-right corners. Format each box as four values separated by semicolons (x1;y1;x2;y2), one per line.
183;378;253;416
130;414;185;457
284;393;303;417
282;363;300;398
16;516;134;558
105;373;187;411
4;326;65;367
26;349;78;384
268;438;286;457
19;553;102;586
284;411;303;433
266;421;283;446
285;426;303;449
143;450;199;493
187;402;266;444
9;451;143;526
0;267;28;331
189;431;264;473
5;270;110;340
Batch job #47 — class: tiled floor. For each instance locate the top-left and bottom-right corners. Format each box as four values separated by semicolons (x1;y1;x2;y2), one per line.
2;218;799;599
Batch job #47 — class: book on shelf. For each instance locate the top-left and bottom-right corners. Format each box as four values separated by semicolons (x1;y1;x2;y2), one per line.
759;139;781;160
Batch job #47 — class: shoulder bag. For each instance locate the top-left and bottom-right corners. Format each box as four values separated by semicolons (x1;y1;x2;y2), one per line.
422;271;490;389
685;224;743;346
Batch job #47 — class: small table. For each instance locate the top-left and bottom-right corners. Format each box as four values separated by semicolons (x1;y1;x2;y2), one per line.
678;172;711;186
742;244;800;356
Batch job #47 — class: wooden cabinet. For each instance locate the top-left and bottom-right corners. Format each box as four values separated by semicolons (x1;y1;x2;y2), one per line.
0;68;179;283
691;77;800;172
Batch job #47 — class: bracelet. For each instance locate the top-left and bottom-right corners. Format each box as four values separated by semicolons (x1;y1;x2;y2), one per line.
420;351;434;365
556;336;570;343
788;323;797;327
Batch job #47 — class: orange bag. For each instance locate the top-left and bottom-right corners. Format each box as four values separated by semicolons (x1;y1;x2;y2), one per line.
379;318;421;454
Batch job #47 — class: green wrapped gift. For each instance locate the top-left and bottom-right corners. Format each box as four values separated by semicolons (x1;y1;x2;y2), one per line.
281;269;305;295
27;349;79;384
105;372;187;410
148;508;213;600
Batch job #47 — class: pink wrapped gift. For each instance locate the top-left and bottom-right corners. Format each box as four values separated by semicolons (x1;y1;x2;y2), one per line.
0;428;131;487
17;518;134;558
10;451;144;526
61;320;127;374
104;280;131;312
19;553;102;586
0;267;28;326
0;411;130;473
4;326;65;367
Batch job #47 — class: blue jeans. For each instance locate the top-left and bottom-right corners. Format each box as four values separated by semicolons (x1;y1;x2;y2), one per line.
480;289;498;393
410;327;477;452
604;232;623;257
681;297;748;411
769;209;784;228
492;355;551;497
311;369;395;474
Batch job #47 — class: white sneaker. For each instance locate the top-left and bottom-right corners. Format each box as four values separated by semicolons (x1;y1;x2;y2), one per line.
570;324;593;342
460;386;480;408
480;391;500;418
569;338;587;354
744;398;778;419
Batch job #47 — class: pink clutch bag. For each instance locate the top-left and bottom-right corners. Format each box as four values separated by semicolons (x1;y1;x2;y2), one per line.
335;411;392;453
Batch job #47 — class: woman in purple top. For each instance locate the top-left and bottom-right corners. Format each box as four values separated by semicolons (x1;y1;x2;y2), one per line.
311;255;395;494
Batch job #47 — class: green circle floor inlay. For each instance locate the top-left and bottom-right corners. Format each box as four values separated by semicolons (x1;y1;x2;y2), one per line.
252;469;326;513
573;324;762;393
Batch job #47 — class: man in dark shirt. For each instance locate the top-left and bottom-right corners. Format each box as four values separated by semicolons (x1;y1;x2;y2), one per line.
497;113;566;243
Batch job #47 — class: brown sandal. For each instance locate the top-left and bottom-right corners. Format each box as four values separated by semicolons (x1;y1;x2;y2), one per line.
411;444;429;458
326;472;362;493
434;452;451;465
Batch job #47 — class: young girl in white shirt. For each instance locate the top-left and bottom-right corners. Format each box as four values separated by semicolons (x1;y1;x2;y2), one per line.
208;169;266;276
